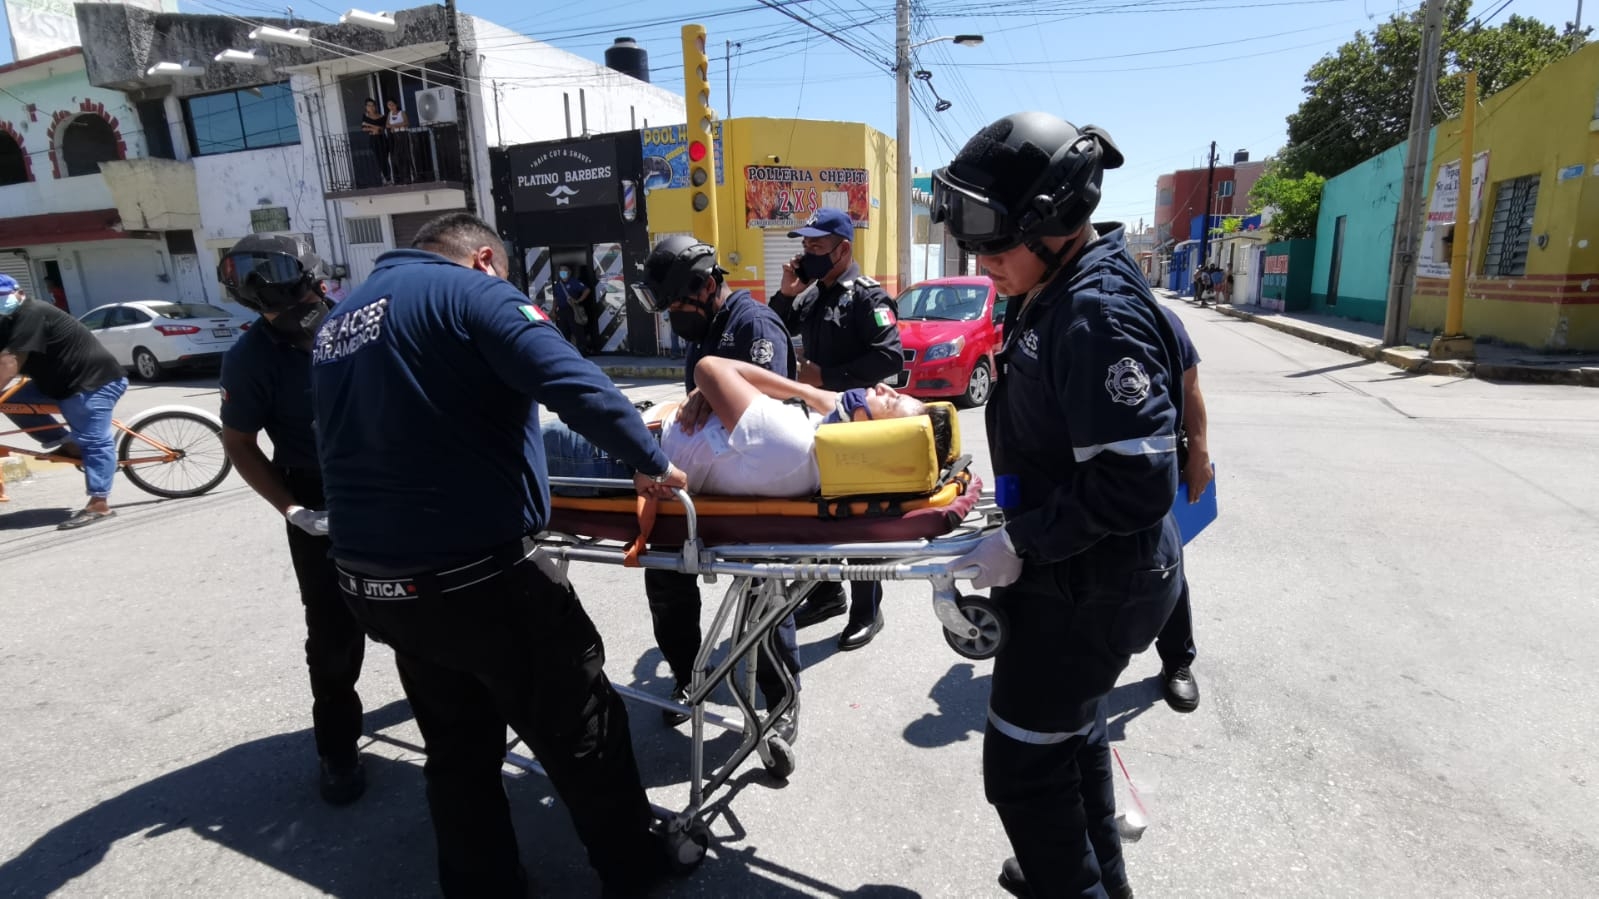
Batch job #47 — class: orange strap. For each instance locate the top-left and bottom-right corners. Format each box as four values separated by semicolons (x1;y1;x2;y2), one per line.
623;494;659;567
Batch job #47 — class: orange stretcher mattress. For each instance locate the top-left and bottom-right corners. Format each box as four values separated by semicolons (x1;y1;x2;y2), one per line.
547;472;982;546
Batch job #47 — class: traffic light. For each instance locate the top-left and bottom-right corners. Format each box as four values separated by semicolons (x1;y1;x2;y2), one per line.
681;24;720;248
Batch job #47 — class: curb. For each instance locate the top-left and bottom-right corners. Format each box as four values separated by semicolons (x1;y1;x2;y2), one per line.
1209;303;1598;387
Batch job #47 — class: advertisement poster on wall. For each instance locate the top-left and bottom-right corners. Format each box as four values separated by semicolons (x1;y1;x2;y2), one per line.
638;123;724;192
1417;151;1490;280
744;165;871;229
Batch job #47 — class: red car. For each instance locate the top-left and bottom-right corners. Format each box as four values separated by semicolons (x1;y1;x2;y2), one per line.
891;276;1006;407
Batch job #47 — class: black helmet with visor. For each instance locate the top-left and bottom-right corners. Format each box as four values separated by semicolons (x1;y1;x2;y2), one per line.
218;234;327;313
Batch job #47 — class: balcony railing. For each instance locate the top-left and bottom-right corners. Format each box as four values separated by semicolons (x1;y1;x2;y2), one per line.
319;124;463;194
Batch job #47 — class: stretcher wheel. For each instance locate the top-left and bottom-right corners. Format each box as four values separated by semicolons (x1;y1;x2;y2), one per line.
944;594;1007;660
763;736;797;780
664;820;711;873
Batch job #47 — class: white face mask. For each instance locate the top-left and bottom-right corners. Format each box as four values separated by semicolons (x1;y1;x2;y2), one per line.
0;292;21;316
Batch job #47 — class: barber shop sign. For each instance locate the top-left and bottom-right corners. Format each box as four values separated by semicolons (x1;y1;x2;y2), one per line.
508;140;619;213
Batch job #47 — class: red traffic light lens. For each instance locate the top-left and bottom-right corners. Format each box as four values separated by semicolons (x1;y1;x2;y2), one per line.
688;140;707;163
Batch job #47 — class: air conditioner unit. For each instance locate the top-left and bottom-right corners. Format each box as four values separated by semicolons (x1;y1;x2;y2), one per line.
416;86;457;125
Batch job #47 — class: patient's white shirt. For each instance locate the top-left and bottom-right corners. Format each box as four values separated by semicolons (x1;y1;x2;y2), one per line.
660;395;822;497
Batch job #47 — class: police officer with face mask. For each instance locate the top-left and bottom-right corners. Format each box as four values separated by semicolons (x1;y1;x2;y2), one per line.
216;234;369;806
769;207;903;651
936;113;1188;899
634;235;802;743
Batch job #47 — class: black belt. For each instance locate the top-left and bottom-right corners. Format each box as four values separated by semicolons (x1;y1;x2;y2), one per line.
337;535;538;599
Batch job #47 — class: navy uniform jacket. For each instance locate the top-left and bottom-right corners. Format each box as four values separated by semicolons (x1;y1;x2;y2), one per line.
684;289;795;390
219;320;319;472
310;249;669;570
770;263;902;390
990;225;1187;567
1160;306;1201;372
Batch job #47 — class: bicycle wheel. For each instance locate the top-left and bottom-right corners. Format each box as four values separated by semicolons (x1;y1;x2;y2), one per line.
118;410;233;498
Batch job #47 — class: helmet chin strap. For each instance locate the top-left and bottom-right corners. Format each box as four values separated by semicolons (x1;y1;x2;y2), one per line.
1023;224;1098;291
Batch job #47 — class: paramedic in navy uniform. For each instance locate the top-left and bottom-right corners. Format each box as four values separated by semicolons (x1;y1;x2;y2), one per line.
634;235;804;742
768;207;903;650
937;113;1186;899
215;235;370;806
309;212;694;898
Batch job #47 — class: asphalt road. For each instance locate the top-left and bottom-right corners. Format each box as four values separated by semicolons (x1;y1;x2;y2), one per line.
2;301;1596;898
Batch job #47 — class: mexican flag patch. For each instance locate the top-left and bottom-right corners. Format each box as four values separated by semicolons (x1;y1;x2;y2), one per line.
873;306;895;327
518;304;549;323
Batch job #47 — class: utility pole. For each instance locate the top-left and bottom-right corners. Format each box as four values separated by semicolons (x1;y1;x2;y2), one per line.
444;0;476;215
1431;70;1478;360
1198;142;1217;268
895;0;912;295
725;40;733;117
1383;0;1447;346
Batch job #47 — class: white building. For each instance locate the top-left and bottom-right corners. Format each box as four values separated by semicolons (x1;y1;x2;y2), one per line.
0;47;212;314
71;3;683;292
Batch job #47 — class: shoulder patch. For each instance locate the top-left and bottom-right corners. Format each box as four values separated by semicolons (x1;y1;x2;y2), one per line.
518;304;549;323
872;305;895;328
1105;357;1151;406
750;338;775;365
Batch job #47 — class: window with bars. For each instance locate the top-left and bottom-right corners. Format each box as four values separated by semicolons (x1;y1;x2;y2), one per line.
1482;174;1539;277
346;217;384;245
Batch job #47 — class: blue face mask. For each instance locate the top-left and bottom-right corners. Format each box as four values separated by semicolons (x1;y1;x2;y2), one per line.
823;388;873;425
0;293;20;316
559;271;570;281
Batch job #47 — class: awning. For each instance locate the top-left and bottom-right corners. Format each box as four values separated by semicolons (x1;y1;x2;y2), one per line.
0;209;130;248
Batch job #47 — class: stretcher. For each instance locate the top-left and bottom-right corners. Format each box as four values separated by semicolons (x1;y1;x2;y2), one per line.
504;403;1009;852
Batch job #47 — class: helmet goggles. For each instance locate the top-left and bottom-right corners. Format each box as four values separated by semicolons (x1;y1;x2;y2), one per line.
218;251;310;313
929;169;1026;256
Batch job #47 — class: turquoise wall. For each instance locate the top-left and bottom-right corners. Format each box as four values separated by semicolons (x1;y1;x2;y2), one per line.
1309;131;1436;325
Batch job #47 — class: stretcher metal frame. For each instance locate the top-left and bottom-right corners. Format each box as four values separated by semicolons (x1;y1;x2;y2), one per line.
502;477;1007;846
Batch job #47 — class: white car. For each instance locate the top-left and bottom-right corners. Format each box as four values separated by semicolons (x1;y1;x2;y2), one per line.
78;301;253;381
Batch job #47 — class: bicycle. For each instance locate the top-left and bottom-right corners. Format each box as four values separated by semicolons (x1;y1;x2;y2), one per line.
0;378;233;499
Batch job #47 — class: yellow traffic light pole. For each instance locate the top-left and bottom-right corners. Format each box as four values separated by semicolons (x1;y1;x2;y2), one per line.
681;25;721;254
1431;70;1477;361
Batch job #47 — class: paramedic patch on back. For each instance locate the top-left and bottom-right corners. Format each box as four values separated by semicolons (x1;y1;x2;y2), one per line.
313;298;390;365
1105;357;1151;406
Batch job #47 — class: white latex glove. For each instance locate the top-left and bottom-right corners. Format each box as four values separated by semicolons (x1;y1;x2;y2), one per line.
953;527;1023;590
285;505;330;537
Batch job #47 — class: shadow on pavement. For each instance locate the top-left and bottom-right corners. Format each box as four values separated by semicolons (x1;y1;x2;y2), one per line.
903;662;989;748
0;506;73;529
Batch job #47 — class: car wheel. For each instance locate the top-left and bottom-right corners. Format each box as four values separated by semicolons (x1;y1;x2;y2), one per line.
959;359;992;408
133;347;164;382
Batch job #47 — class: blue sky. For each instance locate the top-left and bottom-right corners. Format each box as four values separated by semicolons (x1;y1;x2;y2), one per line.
1;0;1584;222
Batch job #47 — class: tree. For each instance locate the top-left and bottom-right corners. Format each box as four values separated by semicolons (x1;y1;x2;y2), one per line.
1279;1;1584;179
1247;163;1325;241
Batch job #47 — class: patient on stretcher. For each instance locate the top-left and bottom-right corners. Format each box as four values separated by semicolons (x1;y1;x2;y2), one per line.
545;356;927;498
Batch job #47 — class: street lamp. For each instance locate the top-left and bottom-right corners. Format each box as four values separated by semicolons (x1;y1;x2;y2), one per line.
250;25;312;48
341;9;398;32
896;17;983;292
146;60;206;77
213;48;269;65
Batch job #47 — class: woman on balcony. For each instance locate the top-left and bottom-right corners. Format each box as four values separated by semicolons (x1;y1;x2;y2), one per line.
385;99;413;184
360;98;390;186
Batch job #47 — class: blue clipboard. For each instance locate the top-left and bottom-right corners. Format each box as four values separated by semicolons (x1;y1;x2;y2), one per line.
1172;466;1218;545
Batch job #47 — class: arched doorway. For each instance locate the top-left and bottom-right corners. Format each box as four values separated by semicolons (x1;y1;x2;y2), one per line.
0;132;27;185
60;115;120;177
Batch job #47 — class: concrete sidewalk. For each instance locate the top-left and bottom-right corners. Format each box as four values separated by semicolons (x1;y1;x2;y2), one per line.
590;354;685;381
1154;289;1599;387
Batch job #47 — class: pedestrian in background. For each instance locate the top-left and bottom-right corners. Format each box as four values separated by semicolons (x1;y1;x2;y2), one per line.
769;207;904;651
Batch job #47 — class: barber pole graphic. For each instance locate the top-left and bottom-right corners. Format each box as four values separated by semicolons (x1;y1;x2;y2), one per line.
621;180;637;222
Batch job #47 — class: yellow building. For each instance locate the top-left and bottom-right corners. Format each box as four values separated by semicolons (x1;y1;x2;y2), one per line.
1412;42;1599;350
643;117;901;301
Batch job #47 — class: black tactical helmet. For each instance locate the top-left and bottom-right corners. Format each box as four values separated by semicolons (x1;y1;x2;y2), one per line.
639;235;721;312
218;234;326;313
931;112;1124;257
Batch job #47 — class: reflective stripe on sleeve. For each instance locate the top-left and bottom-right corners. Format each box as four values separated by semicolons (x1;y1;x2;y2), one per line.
1072;433;1179;463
